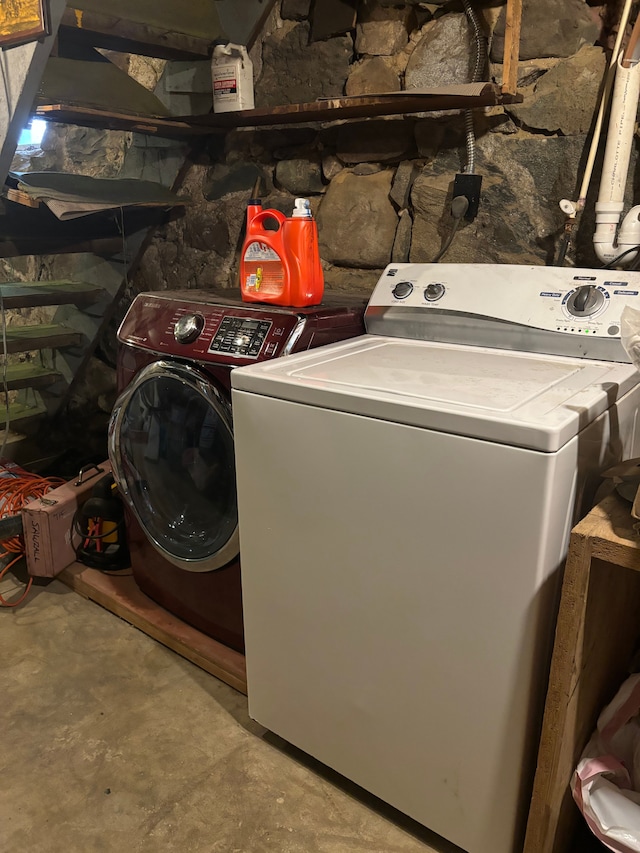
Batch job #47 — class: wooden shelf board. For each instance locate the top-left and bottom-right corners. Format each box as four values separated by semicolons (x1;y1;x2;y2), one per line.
5;324;84;353
59;562;247;694
196;85;523;129
0;237;124;259
0;399;47;429
3;364;63;391
36;104;208;137
35;84;523;138
0;280;103;308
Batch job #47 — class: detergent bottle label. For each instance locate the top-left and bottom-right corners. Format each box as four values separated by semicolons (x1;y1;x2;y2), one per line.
243;241;280;261
242;240;285;294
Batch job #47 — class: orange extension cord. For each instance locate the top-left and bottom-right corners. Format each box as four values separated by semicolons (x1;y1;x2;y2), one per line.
0;468;65;608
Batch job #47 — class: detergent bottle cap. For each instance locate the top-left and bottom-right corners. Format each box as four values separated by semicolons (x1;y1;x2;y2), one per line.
292;198;312;218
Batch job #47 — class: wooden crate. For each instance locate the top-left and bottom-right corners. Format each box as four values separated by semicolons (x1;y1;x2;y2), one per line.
524;493;640;853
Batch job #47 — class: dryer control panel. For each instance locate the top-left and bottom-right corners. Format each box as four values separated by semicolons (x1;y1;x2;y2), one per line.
208;316;273;358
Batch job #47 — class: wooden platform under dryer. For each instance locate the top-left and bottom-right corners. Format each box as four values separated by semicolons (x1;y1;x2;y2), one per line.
59;562;247;695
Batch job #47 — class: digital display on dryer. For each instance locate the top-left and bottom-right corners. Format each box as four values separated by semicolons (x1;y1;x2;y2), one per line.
208;316;272;358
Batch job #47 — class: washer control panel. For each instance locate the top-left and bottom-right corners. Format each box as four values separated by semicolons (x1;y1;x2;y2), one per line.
118;295;303;365
365;263;640;360
368;264;640;336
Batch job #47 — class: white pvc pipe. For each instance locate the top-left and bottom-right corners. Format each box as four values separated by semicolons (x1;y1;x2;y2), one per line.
577;0;634;208
593;55;640;265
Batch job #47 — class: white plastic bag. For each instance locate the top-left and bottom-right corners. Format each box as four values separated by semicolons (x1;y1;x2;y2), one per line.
620;305;640;371
572;673;640;852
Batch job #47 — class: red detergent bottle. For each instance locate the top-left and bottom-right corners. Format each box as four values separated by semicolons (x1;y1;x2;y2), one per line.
240;197;324;307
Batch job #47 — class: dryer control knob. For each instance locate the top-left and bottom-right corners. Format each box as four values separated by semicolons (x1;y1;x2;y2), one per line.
392;281;413;299
174;313;205;343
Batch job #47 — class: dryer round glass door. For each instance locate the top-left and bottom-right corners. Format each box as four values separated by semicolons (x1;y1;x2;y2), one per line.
109;360;238;571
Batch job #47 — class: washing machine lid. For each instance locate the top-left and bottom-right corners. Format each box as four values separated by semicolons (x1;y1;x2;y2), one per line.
230;335;640;452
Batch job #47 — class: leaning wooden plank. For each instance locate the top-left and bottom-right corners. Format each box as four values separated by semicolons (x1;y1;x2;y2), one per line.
502;0;523;95
59;562;248;695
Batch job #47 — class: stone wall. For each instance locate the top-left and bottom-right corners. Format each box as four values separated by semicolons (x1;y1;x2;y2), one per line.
133;0;625;299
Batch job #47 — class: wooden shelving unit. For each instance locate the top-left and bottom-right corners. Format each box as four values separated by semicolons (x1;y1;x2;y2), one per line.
524;492;640;853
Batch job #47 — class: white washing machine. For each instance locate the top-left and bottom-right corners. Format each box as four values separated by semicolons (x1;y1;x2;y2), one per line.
230;264;640;853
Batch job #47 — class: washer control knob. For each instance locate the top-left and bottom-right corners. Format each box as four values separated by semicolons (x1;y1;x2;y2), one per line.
392;281;413;300
424;282;445;302
566;286;605;317
174;313;205;343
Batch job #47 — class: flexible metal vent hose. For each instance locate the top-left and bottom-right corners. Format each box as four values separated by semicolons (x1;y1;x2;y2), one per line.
461;0;488;174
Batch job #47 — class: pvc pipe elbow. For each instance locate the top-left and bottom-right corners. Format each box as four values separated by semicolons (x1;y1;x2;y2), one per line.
593;228;620;264
593;205;640;266
618;203;640;248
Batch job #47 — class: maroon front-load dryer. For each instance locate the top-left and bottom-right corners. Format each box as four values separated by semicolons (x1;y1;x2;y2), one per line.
108;290;366;653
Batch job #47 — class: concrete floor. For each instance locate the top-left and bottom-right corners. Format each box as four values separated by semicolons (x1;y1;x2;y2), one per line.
1;564;453;853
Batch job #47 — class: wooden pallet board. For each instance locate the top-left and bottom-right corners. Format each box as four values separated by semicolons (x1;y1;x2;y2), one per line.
58;562;247;695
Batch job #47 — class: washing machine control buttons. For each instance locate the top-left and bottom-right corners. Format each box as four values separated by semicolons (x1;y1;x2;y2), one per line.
174;313;205;343
565;285;606;317
424;282;445;302
392;281;413;299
